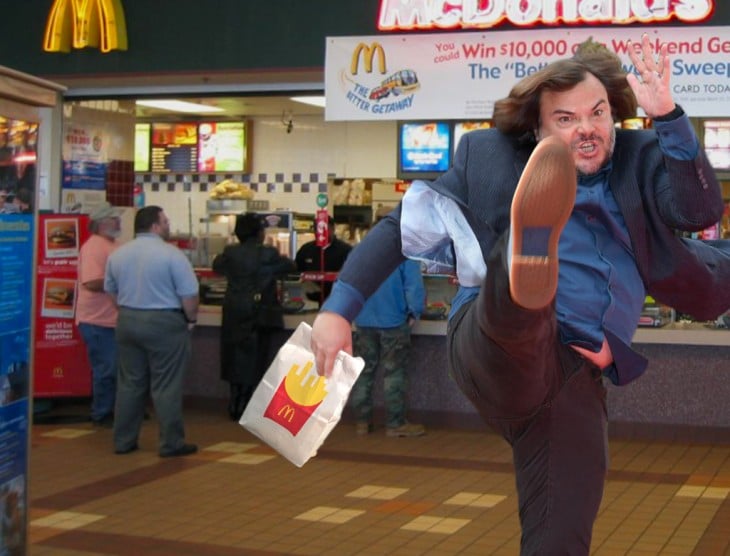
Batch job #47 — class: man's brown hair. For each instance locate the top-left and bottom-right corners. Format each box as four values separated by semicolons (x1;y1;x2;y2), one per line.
492;38;638;139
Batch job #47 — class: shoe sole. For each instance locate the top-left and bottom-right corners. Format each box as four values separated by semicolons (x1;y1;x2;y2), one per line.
509;137;576;310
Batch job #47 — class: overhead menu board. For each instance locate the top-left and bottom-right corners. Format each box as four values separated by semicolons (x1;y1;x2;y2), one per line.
397;121;451;180
134;123;150;172
150;122;198;173
453;121;491;154
198;121;250;173
137;121;251;174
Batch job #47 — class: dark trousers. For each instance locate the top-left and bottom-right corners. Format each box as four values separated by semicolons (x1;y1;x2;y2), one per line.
114;308;191;455
448;234;608;556
224;326;278;419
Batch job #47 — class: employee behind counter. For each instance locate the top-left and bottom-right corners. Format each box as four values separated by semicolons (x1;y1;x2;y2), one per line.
295;216;352;306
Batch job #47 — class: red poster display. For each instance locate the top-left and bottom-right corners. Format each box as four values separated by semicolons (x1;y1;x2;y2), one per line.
33;213;93;397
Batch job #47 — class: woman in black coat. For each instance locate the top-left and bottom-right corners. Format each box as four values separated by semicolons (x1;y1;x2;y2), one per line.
212;213;296;419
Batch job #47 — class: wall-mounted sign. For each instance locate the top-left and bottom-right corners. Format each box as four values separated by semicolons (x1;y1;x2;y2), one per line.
150;123;198;173
44;0;127;53
198;121;250;173
134;123;151;172
377;0;715;31
325;26;730;121
136;121;252;174
61;122;109;190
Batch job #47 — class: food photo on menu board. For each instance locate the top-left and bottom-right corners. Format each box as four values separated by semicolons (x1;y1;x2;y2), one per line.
44;218;79;258
198;121;248;173
41;278;76;318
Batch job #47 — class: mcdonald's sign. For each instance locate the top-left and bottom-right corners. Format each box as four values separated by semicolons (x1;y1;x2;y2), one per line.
377;0;714;30
350;42;387;76
43;0;128;53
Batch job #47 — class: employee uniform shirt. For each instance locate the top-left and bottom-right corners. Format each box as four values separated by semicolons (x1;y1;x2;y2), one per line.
296;238;352;300
105;233;199;309
295;238;352;273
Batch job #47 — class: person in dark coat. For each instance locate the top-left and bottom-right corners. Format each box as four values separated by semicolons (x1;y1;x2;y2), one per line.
212;213;296;420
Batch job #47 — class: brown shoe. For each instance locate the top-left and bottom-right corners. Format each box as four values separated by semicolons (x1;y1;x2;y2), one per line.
386;422;425;437
355;422;373;436
509;136;576;310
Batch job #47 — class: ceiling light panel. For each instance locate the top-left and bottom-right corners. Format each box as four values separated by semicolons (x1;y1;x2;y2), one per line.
290;96;326;108
135;99;224;113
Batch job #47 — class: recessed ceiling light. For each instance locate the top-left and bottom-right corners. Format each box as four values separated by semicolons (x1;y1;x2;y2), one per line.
290;96;326;108
135;99;224;114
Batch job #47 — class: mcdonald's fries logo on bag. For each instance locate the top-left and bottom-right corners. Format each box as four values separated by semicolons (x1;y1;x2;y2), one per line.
264;360;328;435
43;0;128;53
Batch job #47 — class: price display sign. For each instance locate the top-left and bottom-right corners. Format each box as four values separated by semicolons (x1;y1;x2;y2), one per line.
150;123;198;173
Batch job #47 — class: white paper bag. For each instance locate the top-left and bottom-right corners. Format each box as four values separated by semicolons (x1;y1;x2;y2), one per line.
240;322;364;467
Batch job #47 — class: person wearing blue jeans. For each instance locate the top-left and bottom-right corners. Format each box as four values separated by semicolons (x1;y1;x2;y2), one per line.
77;323;117;423
76;201;122;426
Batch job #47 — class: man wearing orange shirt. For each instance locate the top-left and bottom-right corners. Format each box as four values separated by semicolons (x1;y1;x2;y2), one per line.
76;201;122;427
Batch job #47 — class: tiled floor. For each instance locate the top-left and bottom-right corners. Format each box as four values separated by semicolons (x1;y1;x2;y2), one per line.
28;401;730;555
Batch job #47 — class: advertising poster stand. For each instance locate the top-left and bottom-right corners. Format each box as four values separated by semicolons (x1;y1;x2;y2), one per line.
33;213;92;398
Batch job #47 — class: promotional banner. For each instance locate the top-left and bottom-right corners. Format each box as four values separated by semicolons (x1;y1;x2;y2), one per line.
33;213;92;397
325;26;730;121
62;122;110;190
1;111;40;556
0;212;32;556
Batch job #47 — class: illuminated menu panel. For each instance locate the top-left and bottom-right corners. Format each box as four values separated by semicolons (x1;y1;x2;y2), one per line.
150;123;198;173
134;123;150;172
198;121;248;173
399;121;451;174
453;121;491;154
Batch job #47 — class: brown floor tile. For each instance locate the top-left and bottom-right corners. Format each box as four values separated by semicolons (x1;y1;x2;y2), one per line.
27;401;730;556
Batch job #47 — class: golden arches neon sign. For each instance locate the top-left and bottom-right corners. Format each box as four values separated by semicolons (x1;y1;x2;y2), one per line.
44;0;128;53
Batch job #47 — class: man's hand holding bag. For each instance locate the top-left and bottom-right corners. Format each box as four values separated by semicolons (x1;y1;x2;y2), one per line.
240;322;364;467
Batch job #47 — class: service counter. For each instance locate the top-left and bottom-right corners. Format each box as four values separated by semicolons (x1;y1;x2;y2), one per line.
188;305;730;440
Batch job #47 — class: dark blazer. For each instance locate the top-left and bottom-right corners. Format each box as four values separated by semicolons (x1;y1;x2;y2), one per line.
430;128;730;321
339;127;730;322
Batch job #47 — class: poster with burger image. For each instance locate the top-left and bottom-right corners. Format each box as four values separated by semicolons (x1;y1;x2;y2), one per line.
44;218;79;259
41;278;76;319
33;213;92;397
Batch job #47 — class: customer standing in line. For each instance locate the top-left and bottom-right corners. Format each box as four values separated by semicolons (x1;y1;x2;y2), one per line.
212;213;296;420
351;256;426;437
105;205;200;457
76;201;122;427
